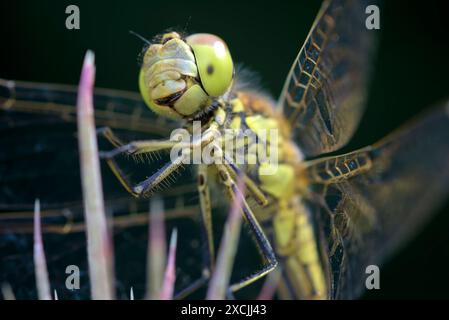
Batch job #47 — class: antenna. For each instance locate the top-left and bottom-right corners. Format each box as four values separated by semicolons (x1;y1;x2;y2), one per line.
129;30;152;45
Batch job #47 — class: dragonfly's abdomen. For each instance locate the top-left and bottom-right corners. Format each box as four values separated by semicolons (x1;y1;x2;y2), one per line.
274;199;327;300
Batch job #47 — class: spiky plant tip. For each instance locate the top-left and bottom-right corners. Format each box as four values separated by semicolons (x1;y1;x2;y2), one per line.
77;50;114;300
34;198;51;300
160;228;178;300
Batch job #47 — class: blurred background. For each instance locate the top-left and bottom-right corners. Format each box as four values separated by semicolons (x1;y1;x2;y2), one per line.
0;0;448;299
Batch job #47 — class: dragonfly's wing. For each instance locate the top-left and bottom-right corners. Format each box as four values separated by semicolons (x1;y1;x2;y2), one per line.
303;102;449;299
0;79;202;298
0;78;201;222
278;0;376;157
0;78;191;209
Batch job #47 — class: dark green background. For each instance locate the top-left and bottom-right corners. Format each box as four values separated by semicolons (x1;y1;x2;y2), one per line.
1;0;449;299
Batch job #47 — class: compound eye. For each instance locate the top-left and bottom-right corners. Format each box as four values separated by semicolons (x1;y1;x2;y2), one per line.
186;33;234;97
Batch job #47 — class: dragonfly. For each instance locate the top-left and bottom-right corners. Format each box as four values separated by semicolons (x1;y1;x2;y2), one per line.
1;0;449;299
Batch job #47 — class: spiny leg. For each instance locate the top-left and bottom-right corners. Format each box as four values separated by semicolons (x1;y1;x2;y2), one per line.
97;126;188;158
97;125;191;196
101;150;187;198
103;157;139;196
215;163;278;295
100;138;185;159
97;124;220;196
134;155;187;196
96;127;126;148
147;156;188;197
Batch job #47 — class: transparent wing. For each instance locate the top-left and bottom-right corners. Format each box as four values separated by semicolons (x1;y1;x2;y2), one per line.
0;79;202;299
303;102;449;299
0;78;192;211
278;0;376;157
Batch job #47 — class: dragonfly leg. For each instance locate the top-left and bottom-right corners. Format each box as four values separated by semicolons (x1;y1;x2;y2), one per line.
215;163;278;295
173;269;210;300
105;154;187;197
97;126;185;158
103;157;138;196
97;126;192;197
98;124;220;198
96;126;126;148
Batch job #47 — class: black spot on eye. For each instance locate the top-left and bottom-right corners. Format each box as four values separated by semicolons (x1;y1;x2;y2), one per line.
207;64;214;75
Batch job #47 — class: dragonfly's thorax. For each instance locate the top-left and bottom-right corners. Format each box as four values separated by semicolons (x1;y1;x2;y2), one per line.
196;91;301;202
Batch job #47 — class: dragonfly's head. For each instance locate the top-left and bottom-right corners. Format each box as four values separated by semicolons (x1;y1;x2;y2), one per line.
139;32;234;120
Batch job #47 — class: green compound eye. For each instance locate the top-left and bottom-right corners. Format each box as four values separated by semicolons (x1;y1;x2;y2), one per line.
186;34;234;97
